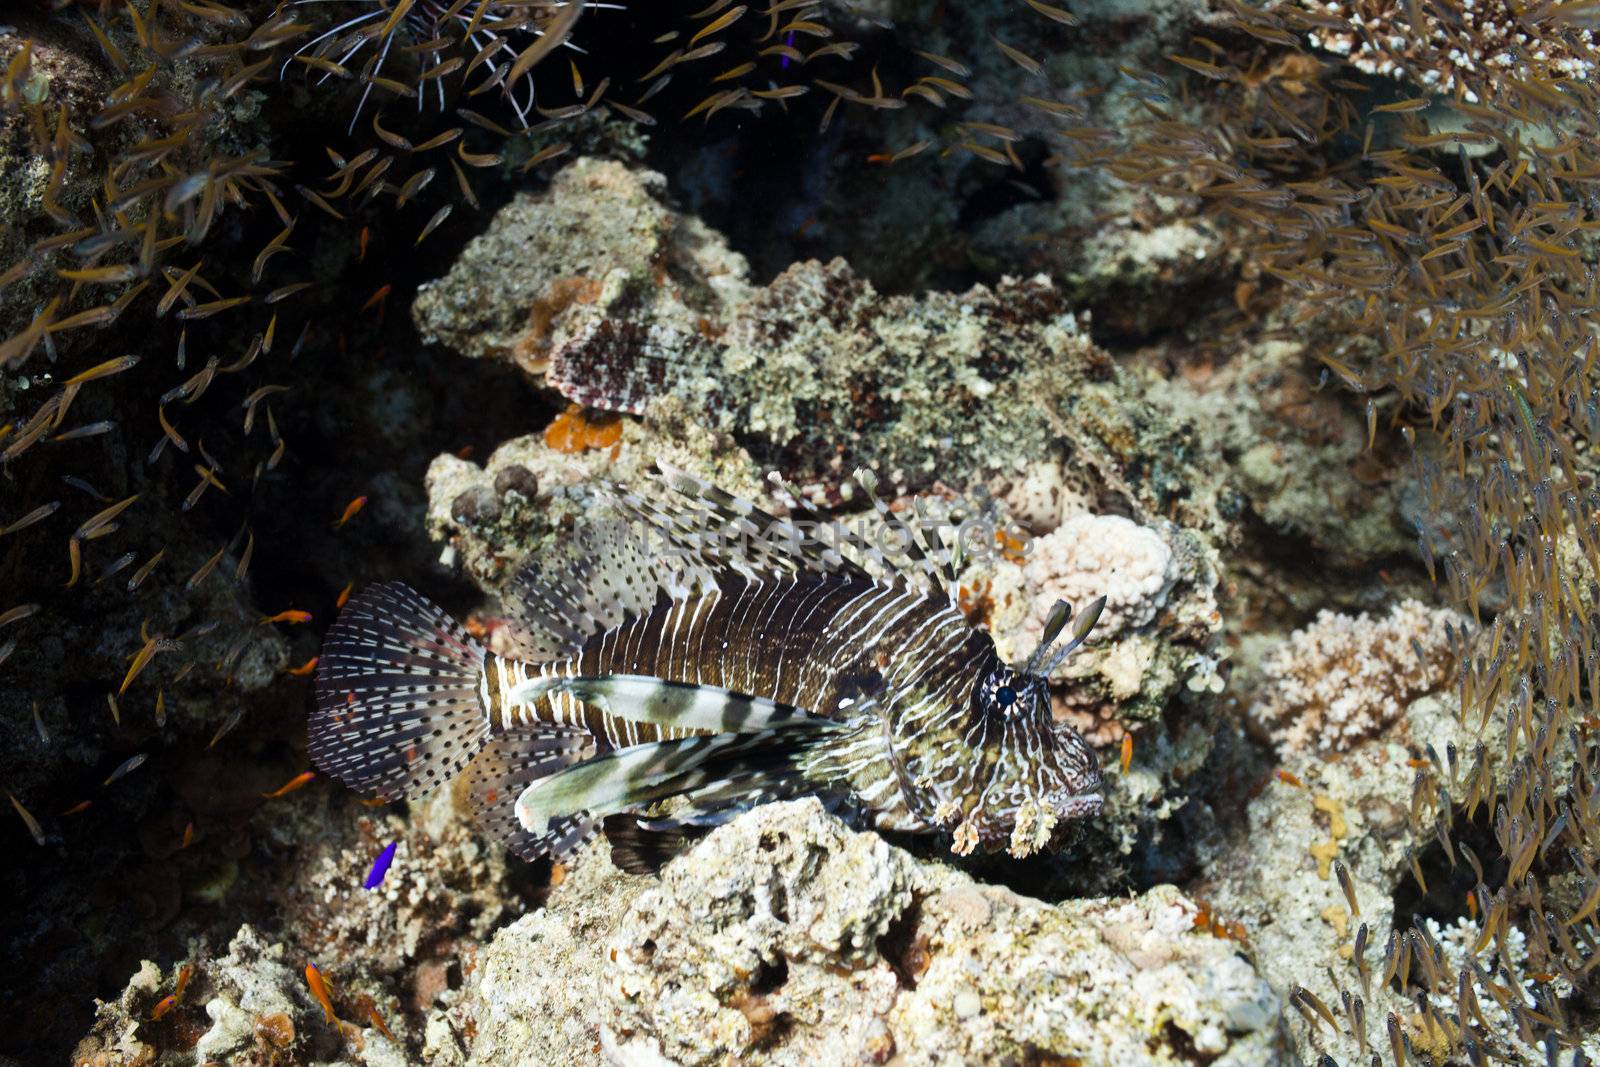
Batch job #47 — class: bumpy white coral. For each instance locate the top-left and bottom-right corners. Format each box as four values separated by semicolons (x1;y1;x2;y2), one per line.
1295;0;1596;101
1250;599;1458;754
1020;515;1179;650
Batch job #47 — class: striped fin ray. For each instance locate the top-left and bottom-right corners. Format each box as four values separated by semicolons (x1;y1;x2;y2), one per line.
605;465;865;583
514;726;828;837
311;582;490;800
849;468;961;603
499;515;716;660
609;778;855;873
509;673;833;733
464;724;598;861
618;463;956;598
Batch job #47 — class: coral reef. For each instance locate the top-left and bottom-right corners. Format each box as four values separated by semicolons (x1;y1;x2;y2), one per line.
1144;334;1419;569
432;799;1279;1066
9;0;1600;1058
72;786;525;1066
1292;0;1597;98
413;159;751;375
409;160;1243;890
1197;688;1600;1066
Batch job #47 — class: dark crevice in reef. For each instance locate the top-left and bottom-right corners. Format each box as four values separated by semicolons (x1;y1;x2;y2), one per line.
1390;806;1507;934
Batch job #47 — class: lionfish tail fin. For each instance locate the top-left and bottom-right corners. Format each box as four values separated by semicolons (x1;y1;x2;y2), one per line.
465;725;600;861
310;581;489;800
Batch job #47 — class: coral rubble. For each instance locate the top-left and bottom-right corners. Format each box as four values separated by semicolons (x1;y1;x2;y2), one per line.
433;799;1279;1066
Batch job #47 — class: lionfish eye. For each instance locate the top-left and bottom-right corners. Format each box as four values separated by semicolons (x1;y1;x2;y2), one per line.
996;685;1017;708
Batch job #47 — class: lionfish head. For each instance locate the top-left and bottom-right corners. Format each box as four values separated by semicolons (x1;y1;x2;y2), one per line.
945;597;1108;858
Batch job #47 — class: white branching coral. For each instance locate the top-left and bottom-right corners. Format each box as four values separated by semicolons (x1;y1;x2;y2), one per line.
1014;515;1179;665
1250;599;1458;754
1293;0;1597;102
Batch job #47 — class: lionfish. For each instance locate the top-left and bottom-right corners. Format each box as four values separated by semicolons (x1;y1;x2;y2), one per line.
309;465;1106;873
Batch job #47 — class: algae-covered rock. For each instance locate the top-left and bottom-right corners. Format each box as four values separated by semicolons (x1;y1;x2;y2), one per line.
412;157;752;375
413;157;1235;542
438;798;1279;1066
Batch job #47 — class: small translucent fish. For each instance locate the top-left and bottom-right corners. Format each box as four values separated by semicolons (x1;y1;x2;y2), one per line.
32;701;47;745
155;690;166;727
287;656;319;676
416;205;452;246
119;636;161;695
62;799;92;816
209;707;244;748
261;609;313;625
0;603;39;628
1024;0;1080;24
305;963;337;1023
262;770;315;798
64;354;139;386
104;753;147;785
364;840;398;889
991;34;1043;76
334;495;367;529
106;691;120;724
128;549;165;592
53;420;116;442
1;501;61;537
1119;733;1133;774
7;791;46;846
180;821;195;849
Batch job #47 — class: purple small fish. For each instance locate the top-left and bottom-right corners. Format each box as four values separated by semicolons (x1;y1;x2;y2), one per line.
364;841;397;889
780;30;795;70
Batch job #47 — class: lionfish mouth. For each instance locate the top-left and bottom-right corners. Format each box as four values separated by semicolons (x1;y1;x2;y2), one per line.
1052;792;1104;819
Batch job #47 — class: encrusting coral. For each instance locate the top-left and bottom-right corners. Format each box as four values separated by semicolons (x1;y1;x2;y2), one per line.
1010;514;1181;652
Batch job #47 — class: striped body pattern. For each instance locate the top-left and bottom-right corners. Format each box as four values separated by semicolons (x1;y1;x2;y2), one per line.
310;465;1106;871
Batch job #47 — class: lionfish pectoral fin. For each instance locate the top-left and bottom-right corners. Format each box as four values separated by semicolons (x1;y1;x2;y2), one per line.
309;582;489;801
603;762;831;874
601;814;704;875
508;673;832;733
464;724;598;862
514;727;826;840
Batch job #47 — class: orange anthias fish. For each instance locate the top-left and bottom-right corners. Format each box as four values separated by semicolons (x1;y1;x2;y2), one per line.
261;609;313;625
305;963;336;1023
334;495;367;529
263;770;316;798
